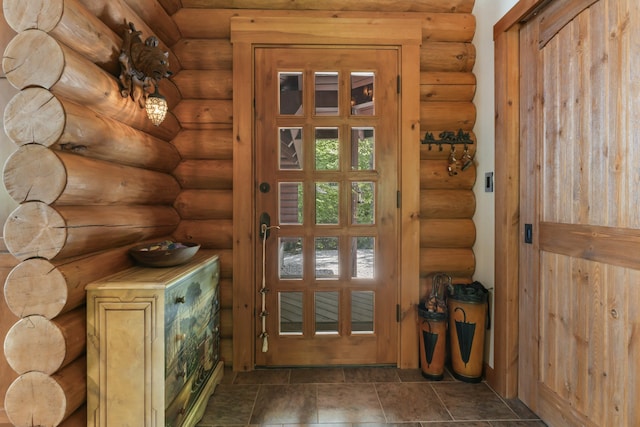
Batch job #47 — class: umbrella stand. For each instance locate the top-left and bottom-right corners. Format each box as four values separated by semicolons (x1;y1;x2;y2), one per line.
417;273;450;380
447;282;489;383
418;311;447;380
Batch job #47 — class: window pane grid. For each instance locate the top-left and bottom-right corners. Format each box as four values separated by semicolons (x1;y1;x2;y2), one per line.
273;65;381;341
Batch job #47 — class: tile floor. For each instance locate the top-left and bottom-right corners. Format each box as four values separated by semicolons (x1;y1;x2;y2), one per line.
197;367;547;426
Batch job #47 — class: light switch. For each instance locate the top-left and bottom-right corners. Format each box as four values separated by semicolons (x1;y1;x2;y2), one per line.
485;172;494;192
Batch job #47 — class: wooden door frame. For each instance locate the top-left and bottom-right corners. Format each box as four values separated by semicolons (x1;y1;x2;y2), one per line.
230;16;422;371
491;0;545;398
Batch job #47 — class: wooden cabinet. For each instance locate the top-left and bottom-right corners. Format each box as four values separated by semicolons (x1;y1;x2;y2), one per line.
87;251;222;427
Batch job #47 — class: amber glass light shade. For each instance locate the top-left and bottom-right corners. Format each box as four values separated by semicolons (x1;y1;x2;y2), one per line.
145;89;168;126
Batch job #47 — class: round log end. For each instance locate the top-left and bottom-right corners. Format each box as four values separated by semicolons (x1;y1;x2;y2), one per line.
4;88;65;146
3;144;66;204
4;315;66;374
5;371;66;427
3;30;65;89
4;258;68;319
3;202;67;261
3;0;64;32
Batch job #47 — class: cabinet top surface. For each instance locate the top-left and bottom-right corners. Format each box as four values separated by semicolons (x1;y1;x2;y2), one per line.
86;250;219;290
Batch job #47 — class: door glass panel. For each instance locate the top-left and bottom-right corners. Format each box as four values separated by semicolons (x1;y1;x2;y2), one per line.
351;237;374;279
315;128;339;171
351;127;375;170
315;182;339;225
279;292;303;334
315;237;339;279
315;72;338;115
279;182;303;225
279;237;303;280
279;127;303;170
351;291;374;333
351;182;375;225
315;291;339;334
279;72;303;115
350;72;374;116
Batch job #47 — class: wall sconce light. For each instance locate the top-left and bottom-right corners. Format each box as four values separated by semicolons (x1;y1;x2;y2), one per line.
118;21;172;126
145;87;168;126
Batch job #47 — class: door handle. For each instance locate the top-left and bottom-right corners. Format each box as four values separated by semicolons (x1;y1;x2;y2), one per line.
259;212;271;240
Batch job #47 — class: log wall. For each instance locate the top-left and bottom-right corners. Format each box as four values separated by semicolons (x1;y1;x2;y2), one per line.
0;0;183;424
1;0;476;423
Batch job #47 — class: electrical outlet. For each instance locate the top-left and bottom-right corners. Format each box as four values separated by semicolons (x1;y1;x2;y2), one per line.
485;172;494;192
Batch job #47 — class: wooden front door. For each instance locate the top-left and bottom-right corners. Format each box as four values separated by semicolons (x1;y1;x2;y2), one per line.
254;47;399;366
517;0;640;425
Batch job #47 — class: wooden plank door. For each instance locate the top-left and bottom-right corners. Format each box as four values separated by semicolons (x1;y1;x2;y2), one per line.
518;0;640;425
254;47;399;366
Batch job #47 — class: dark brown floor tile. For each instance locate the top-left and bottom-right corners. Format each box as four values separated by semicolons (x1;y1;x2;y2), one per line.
376;382;451;422
422;421;491;427
250;384;318;424
317;383;386;423
284;424;351;427
198;384;258;425
234;369;291;384
290;367;345;383
397;368;427;382
419;423;491;427
489;422;547;426
220;366;237;385
502;399;540;420
397;368;454;382
343;366;400;383
431;382;516;420
354;423;422;427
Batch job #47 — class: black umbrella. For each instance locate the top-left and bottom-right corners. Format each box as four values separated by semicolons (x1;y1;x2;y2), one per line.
453;306;476;366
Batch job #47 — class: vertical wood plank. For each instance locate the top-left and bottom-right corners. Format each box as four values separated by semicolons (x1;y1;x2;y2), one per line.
576;11;592;225
606;0;628;228
398;42;421;369
628;0;640;229
492;26;520;398
605;264;625;426
628;270;640;424
588;259;604;422
572;257;589;415
541;35;560;223
517;15;542;410
231;38;255;371
588;0;607;226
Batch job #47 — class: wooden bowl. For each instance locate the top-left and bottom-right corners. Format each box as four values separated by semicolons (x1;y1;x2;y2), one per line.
129;241;200;267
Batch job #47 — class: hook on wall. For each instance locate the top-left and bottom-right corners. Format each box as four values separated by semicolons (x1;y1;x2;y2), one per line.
421;129;475;176
421;129;473;150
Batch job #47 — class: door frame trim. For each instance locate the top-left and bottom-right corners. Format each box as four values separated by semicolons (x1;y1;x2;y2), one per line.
492;0;549;398
230;16;422;371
